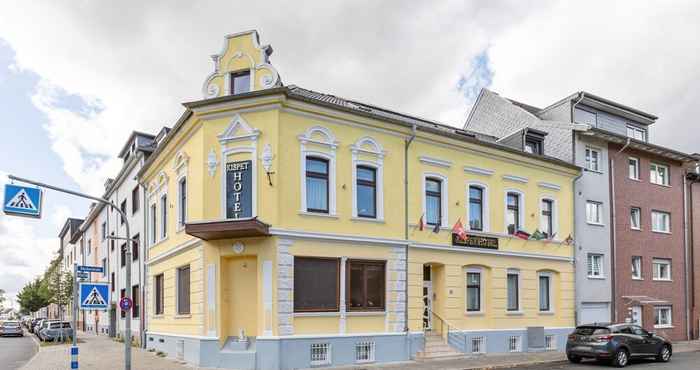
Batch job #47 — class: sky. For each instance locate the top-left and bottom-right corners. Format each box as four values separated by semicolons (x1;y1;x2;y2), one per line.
1;0;700;308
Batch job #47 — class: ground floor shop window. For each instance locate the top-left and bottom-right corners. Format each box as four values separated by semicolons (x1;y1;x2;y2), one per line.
348;260;385;311
294;257;340;312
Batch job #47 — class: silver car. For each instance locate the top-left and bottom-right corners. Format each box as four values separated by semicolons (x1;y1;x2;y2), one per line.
39;321;73;342
0;321;24;337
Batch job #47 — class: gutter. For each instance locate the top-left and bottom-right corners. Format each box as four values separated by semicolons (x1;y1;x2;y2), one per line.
683;174;691;340
404;124;417;333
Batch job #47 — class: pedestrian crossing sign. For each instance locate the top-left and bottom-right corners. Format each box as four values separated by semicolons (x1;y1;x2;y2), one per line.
79;282;109;310
3;184;43;218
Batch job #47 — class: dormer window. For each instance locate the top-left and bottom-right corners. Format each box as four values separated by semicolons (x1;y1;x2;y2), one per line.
524;129;546;155
230;70;251;95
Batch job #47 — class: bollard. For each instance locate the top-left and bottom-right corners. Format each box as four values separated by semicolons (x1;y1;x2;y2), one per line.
71;346;79;369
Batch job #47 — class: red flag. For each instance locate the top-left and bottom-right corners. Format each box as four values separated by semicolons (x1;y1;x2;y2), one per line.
514;229;531;240
418;214;425;231
452;218;467;241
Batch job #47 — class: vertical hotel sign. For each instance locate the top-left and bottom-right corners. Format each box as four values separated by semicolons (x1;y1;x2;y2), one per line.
226;160;252;219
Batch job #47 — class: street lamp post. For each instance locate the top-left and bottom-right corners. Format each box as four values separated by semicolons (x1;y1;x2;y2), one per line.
8;175;133;370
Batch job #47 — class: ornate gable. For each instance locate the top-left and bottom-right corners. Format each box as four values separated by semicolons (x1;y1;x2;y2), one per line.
202;30;282;98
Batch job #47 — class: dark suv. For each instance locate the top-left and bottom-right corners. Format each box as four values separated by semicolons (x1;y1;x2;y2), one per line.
566;323;672;367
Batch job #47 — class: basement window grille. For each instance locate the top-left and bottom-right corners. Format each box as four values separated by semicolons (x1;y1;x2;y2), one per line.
355;341;375;363
471;336;486;354
310;343;331;366
545;335;556;350
508;335;522;352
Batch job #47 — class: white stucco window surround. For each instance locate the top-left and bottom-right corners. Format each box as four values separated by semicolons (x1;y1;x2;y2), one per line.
464;266;485;315
466;182;489;232
537;271;555;314
503;189;525;234
173;151;190;232
298;125;338;216
505;268;522;314
539;196;559;239
422;172;448;228
147;171;169;246
218;114;260;219
351;136;385;221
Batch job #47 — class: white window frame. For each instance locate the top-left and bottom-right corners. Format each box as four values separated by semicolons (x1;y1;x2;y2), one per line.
471;336;486;354
506;268;521;313
539;196;558;238
310;343;332;366
631;256;642;280
585;146;602;172
538;271;554;313
299;126;338;216
177;176;187;231
351;137;385;222
354;341;375;363
465;267;484;314
627;125;646;141
650;163;670;186
504;189;525;234
467;182;489;232
651;210;671;233
160;194;168;240
654;306;673;328
652;258;672;281
587;253;604;279
630;207;641;230
422;172;448;228
507;335;522;352
628;157;640;180
149;203;157;246
586;201;604;225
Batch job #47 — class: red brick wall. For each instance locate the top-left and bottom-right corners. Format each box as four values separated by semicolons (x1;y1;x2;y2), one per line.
609;143;688;340
690;181;700;338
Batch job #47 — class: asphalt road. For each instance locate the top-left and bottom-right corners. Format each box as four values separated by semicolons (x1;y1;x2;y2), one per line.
516;351;700;369
0;331;37;370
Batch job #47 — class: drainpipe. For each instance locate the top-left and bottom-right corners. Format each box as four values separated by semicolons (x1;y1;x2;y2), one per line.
138;163;148;348
404;124;417;334
571;133;584;325
683;174;691;340
690;177;697;339
609;138;630;323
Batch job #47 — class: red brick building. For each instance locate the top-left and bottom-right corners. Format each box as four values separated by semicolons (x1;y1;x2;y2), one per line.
607;140;691;340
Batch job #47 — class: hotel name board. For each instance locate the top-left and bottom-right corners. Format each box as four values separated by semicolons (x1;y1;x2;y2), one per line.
451;233;499;249
226;160;252;219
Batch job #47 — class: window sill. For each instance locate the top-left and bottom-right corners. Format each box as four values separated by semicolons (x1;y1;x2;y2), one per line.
584;169;604;175
632;277;644;281
150;237;169;248
651;230;672;235
294;312;340;317
538;311;555;316
631;227;642;231
152;315;165;319
174;314;192;319
351;217;385;224
505;311;525;316
587;276;606;280
652;279;673;282
628;177;641;182
650;182;671;188
586;222;605;227
298;211;339;219
347;311;386;317
654;325;674;329
465;311;484;316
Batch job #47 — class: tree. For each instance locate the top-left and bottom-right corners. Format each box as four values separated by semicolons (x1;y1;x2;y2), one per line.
17;278;50;314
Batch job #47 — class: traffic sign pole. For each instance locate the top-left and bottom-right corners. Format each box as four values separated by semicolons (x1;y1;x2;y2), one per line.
73;262;78;368
6;175;132;370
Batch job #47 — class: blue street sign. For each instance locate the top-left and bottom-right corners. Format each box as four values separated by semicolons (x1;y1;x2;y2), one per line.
76;271;89;280
79;282;109;310
77;265;104;273
3;184;43;218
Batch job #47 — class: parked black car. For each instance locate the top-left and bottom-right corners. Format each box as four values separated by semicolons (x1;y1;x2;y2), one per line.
566;323;672;367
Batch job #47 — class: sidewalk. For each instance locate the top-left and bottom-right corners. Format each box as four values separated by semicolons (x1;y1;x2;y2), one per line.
21;332;700;370
21;332;196;370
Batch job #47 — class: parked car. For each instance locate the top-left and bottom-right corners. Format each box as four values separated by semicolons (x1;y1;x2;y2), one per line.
34;320;58;338
31;319;46;334
566;323;672;367
0;321;23;337
38;321;73;342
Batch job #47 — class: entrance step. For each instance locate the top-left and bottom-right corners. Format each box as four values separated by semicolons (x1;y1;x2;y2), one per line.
417;332;464;360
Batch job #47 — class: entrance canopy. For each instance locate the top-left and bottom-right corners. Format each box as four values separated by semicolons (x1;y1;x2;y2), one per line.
185;217;270;240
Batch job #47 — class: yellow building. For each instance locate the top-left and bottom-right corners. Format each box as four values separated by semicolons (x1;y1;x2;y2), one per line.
140;30;579;369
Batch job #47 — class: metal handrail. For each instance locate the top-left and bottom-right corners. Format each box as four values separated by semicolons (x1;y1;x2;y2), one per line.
426;308;456;341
